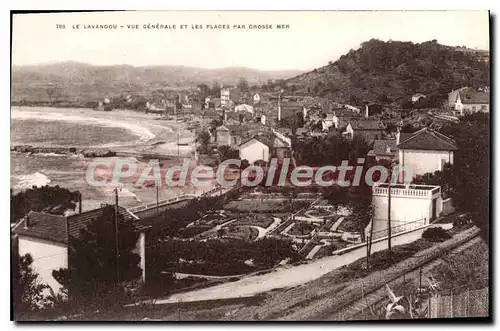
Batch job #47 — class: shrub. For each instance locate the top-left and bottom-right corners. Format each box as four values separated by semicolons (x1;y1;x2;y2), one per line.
421;227;452;242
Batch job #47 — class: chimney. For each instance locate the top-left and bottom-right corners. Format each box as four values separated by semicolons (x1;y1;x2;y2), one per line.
278;94;282;121
24;213;30;229
365;105;369;118
79;193;83;214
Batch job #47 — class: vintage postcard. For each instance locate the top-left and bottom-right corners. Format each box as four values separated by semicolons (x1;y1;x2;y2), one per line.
10;10;490;321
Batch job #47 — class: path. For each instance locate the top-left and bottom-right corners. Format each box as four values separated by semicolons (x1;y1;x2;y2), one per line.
249;226;266;239
150;223;453;305
280;223;295;236
330;217;345;232
278;226;479;320
306;245;323;260
196;219;237;238
263;217;283;235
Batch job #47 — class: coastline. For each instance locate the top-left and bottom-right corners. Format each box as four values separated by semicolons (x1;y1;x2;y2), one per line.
11;106;195;154
11;106;200;210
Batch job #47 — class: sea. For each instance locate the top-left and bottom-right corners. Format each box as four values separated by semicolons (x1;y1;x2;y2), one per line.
10;107;188;211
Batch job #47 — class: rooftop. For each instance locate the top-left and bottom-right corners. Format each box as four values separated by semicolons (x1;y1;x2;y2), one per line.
398;127;457;151
350;120;385;131
372;139;398;156
66;205;144;239
459;90;490;105
12;211;67;244
12;205;148;245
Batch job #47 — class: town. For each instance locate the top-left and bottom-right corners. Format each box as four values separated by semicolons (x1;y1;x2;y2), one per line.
10;28;490;321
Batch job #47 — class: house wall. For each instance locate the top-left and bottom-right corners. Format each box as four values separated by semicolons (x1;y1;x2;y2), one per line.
461;103;489;114
239;140;269;164
221;89;230;105
399;149;454;177
372;191;442;233
355;129;384;142
132;232;146;282
17;235;67;294
449;90;461;108
216;131;231;146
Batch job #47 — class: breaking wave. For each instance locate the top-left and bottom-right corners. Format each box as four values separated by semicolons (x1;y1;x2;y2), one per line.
14;172;51;189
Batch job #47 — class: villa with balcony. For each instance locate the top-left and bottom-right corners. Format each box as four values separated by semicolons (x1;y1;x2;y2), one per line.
369;183;443;237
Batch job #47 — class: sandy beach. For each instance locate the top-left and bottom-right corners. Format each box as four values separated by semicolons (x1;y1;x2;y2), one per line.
11;106;196;153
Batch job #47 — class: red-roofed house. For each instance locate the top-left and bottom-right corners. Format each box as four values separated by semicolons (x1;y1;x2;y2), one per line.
12;205;149;293
397;127;457;177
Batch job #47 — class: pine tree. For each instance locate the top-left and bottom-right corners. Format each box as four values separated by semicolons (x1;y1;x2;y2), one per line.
54;205;142;307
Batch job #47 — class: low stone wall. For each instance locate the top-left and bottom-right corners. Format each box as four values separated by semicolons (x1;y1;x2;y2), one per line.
442;198;455;215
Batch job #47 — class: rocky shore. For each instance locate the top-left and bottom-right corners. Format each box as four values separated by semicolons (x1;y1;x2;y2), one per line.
11;145;116;157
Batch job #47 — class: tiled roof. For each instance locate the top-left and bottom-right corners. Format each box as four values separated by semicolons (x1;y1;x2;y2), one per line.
372;139;398;156
12;211;67;244
67;205;141;239
216;125;230;131
12;205;148;245
398;127;457;151
459;91;490;105
350;120;385;131
238;135;273;149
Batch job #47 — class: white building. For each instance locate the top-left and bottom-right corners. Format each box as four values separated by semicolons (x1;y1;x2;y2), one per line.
13;212;68;293
238;136;270;164
322;113;338;131
253;93;261;104
234;104;254;114
454;90;490;115
398;127;457;177
12;206;148;295
411;93;426;103
221;87;231;106
371;183;443;234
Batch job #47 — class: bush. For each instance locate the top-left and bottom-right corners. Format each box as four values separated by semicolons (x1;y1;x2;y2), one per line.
421;227;452;242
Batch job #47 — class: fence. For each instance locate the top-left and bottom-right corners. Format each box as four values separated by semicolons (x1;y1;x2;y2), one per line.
428;287;489;318
369;218;427;241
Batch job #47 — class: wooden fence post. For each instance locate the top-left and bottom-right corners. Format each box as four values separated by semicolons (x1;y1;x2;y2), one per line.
466;289;470;317
428;295;431;318
450;290;453;318
361;281;364;320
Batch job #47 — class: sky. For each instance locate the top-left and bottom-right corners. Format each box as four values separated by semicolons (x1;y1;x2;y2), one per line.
12;11;490;71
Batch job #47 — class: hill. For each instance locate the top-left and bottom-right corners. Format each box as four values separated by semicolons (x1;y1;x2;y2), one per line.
11;62;302;102
286;39;490;107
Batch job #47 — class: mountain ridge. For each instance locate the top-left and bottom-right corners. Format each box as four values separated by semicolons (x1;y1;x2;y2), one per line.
11;61;303;102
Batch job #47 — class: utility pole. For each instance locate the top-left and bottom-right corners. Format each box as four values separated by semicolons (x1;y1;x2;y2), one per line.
177;132;180;158
114;188;120;284
156;184;159;214
388;181;392;252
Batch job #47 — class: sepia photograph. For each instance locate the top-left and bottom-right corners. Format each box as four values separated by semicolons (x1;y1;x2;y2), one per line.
9;10;491;321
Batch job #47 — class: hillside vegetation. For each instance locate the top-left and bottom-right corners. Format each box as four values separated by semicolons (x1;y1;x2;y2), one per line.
287;39;490;107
